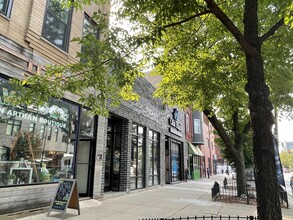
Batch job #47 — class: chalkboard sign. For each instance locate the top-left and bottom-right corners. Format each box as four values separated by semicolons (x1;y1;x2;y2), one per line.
48;179;80;219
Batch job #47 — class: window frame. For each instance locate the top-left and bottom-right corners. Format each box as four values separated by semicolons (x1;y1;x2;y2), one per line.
82;13;100;39
130;123;146;190
0;0;13;18
148;129;160;186
47;127;52;140
41;0;73;52
29;122;36;133
5;119;21;136
193;118;201;134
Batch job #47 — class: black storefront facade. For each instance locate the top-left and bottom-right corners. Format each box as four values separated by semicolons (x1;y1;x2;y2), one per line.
101;77;188;196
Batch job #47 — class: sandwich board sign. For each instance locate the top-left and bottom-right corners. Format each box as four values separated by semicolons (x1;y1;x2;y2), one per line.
48;179;80;219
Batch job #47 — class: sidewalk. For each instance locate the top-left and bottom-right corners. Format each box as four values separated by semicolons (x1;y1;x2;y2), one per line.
3;174;293;220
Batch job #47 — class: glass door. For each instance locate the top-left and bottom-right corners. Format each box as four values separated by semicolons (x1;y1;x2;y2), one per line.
171;142;180;182
76;140;92;196
104;118;122;192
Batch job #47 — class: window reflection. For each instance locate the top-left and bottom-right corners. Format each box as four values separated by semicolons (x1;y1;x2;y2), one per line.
148;130;160;186
130;123;145;190
80;109;95;138
0;78;78;186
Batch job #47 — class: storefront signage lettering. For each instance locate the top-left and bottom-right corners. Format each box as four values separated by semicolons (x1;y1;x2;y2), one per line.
169;118;182;132
0;107;67;129
168;108;182;137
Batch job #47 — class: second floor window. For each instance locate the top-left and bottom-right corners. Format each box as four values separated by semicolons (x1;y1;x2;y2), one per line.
0;0;13;17
47;127;52;141
29;122;35;133
83;13;99;38
194;119;201;134
186;113;190;133
5;119;21;136
80;13;100;59
42;0;72;51
40;125;45;138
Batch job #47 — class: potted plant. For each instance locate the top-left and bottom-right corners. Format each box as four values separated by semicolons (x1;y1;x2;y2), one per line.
6;173;16;185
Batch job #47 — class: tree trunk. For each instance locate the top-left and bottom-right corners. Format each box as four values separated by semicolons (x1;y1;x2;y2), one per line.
234;151;247;197
243;1;282;219
204;109;247;196
245;53;282;220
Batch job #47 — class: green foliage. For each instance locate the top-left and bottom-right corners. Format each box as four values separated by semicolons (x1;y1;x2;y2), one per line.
11;131;42;161
9;12;143;116
215;129;254;167
280;151;293;169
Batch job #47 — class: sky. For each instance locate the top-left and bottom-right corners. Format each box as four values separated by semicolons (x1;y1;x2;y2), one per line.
278;117;293;143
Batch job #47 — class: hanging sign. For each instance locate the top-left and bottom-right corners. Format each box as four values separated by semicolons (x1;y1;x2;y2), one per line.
48;179;80;219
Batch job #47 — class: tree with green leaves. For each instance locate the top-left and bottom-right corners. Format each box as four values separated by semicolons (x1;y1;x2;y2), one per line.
9;1;293;219
280;151;293;170
115;1;293;219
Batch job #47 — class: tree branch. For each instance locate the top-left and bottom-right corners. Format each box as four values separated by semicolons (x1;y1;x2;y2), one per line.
203;109;237;156
242;120;251;135
232;110;244;150
204;0;257;55
163;10;211;28
259;18;284;44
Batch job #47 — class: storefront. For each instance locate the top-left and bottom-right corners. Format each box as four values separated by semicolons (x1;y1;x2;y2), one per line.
188;142;203;180
0;76;96;198
165;108;185;184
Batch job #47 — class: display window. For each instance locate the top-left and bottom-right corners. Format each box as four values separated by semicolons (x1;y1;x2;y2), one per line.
0;77;78;186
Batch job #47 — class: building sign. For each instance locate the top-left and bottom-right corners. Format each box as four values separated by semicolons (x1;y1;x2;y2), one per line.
0;107;67;129
0;81;70;130
169;108;182;137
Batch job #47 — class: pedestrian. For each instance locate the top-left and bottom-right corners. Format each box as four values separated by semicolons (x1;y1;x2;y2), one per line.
207;168;210;178
185;168;189;182
221;169;224;175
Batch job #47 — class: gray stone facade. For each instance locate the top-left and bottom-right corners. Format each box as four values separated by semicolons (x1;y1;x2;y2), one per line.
94;76;188;198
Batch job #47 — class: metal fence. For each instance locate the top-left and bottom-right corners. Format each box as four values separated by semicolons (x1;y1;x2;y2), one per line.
139;215;257;220
212;178;288;208
212;180;257;205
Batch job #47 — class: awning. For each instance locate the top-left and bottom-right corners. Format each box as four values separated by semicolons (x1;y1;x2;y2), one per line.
188;142;204;157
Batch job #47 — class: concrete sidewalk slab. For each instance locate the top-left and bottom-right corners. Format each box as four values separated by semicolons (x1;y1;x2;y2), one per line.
2;174;292;220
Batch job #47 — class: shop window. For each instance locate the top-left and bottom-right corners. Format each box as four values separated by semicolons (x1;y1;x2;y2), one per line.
148;130;160;186
0;77;79;186
42;0;72;51
0;0;13;17
130;123;145;190
29;122;35;133
5;119;21;136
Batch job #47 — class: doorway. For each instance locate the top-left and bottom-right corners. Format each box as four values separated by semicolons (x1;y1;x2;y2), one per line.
76;140;94;197
165;137;183;183
104;117;122;192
